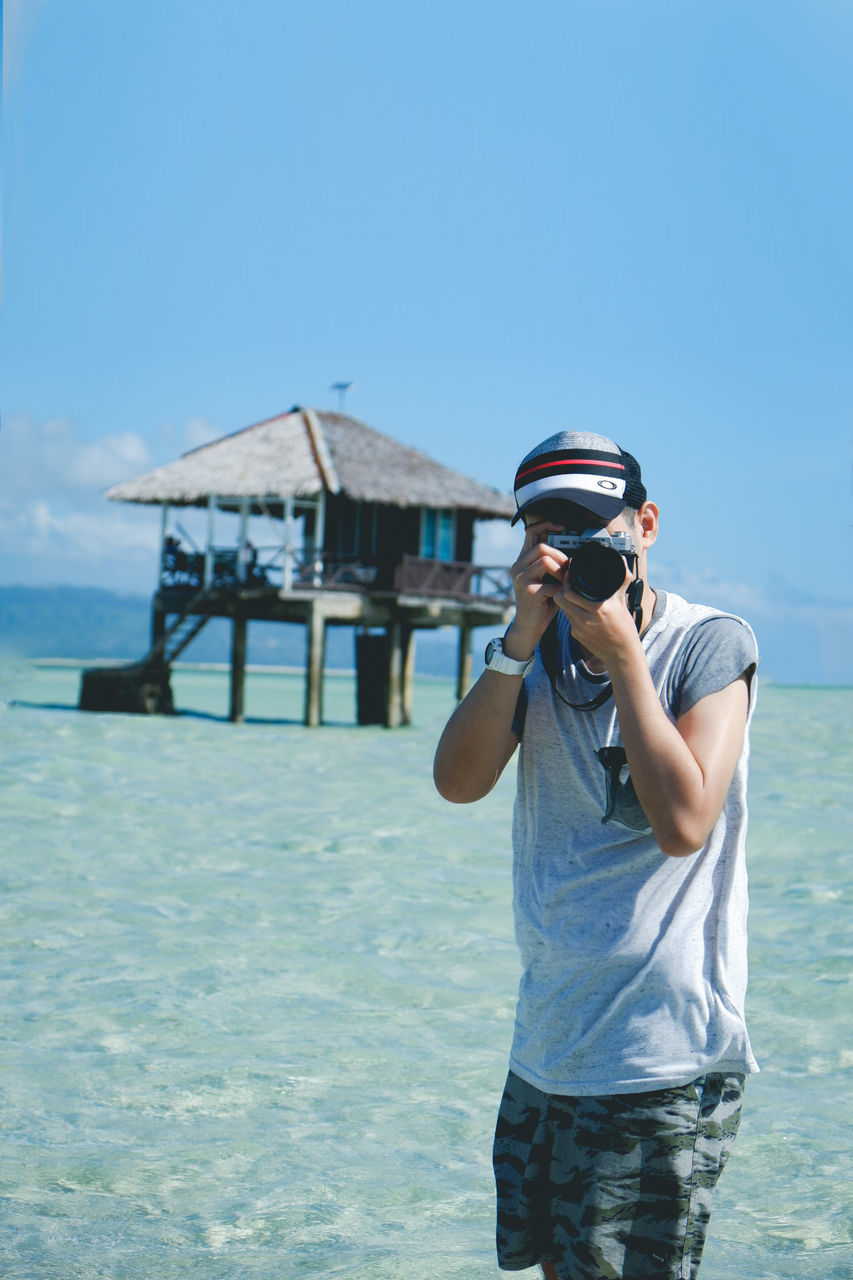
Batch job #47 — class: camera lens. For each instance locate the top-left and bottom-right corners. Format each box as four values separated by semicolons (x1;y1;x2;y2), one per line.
567;541;626;601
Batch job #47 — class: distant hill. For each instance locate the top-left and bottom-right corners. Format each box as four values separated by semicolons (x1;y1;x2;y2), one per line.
0;586;154;661
0;585;462;675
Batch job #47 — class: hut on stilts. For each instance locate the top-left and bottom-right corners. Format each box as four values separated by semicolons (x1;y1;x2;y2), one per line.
78;407;516;725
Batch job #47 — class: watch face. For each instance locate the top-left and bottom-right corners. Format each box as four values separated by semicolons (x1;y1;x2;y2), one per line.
485;639;500;665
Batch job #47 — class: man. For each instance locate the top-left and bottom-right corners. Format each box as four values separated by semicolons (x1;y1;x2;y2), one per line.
433;431;758;1280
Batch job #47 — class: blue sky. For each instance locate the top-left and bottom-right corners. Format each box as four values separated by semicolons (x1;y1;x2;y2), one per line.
3;0;852;682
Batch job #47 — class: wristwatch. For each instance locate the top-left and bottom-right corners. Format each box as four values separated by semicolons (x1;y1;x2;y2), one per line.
484;637;535;677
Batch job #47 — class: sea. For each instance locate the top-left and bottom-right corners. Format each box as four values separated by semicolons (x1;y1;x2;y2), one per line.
1;661;851;1280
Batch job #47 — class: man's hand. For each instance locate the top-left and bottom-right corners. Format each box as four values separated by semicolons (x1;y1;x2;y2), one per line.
434;517;567;803
553;561;642;670
504;518;568;660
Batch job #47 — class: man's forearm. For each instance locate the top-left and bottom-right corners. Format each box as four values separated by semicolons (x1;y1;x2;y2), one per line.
608;652;706;854
433;671;521;803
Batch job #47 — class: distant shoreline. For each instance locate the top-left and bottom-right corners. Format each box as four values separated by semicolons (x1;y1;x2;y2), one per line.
28;657;455;682
31;657;352;677
24;659;853;691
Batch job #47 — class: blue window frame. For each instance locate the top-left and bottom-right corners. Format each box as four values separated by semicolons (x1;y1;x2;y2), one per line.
421;508;455;561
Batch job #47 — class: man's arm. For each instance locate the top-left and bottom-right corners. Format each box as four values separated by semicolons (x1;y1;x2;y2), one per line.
432;670;522;803
433;517;567;804
610;654;749;856
562;586;750;856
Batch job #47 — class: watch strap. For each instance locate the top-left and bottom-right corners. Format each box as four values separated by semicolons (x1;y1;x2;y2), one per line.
485;638;535;677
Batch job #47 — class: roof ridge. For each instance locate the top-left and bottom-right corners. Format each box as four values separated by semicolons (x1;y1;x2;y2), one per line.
301;409;341;494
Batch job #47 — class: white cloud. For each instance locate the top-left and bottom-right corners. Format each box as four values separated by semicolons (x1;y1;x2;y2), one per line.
26;499;52;538
0;411;231;590
1;498;159;591
0;414;159;589
2;413;152;495
16;499;158;559
65;431;152;489
652;561;774;617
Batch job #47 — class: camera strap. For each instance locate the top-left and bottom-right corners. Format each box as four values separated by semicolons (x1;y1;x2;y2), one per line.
538;575;646;713
627;577;644;631
538;618;614;712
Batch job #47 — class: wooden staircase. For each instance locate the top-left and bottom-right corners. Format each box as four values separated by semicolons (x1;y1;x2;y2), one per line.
146;588;212;666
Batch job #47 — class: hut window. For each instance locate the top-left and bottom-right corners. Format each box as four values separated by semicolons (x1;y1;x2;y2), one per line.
421;508;455;561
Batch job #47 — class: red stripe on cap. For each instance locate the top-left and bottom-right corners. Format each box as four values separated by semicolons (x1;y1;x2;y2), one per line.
515;457;626;484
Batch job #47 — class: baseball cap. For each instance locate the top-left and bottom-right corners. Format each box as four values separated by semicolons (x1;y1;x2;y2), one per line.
511;430;647;526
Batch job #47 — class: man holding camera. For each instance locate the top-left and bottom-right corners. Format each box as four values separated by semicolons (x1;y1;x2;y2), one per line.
433;430;758;1280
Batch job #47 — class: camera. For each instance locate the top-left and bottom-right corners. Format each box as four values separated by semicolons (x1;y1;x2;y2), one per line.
546;529;636;601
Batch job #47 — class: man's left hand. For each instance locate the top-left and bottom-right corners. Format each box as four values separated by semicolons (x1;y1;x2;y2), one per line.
554;562;641;669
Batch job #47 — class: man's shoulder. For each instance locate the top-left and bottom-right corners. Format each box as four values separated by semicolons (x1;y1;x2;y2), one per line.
656;591;755;643
654;592;759;717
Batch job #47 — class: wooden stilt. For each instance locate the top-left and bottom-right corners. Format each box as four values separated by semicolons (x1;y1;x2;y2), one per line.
385;622;403;728
229;613;247;723
456;622;473;701
305;601;326;726
401;626;415;725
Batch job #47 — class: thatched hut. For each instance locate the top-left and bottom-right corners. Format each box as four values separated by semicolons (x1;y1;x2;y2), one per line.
79;407;516;725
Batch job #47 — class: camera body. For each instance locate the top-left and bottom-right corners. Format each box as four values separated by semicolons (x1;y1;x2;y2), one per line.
546;529;635;556
546;529;637;601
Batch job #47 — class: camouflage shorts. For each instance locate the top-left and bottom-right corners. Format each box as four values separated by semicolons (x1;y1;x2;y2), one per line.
493;1069;745;1280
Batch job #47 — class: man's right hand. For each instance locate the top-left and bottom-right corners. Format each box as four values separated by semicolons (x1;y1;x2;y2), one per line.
433;515;567;804
504;517;568;659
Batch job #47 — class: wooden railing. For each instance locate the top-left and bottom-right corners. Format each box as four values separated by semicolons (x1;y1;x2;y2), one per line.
395;555;512;602
160;546;511;602
160;545;271;589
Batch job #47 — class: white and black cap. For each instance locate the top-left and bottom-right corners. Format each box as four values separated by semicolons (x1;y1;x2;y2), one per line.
511;430;647;526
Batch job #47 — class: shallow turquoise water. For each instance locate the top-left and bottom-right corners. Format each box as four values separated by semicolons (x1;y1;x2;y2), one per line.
1;664;851;1277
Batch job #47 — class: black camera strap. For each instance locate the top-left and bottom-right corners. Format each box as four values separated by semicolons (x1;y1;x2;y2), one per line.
538;618;614;712
627;577;644;630
538;576;646;713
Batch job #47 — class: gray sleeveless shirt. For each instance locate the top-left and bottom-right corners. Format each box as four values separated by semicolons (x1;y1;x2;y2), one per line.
509;590;759;1095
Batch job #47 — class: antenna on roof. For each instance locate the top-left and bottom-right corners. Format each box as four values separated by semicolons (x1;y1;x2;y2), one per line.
330;381;356;413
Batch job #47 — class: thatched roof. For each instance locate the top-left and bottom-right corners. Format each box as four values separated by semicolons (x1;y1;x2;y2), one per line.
107;408;515;520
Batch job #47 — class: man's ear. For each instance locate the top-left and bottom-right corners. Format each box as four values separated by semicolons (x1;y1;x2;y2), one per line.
637;501;659;548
